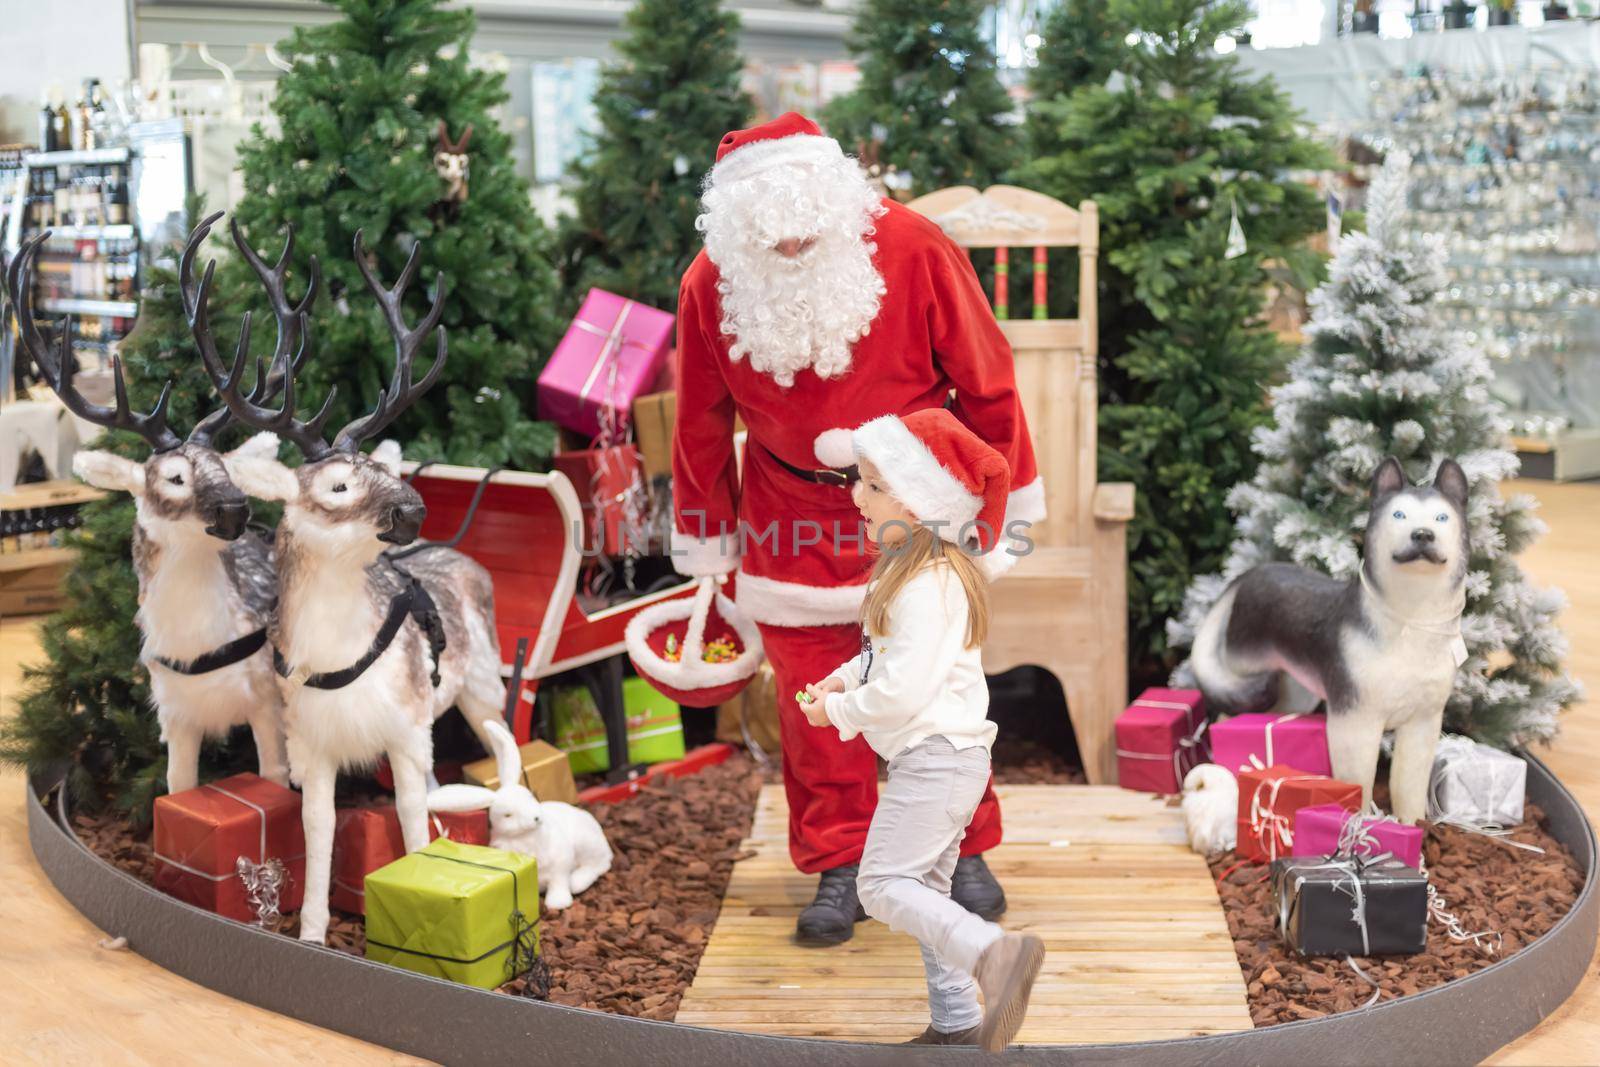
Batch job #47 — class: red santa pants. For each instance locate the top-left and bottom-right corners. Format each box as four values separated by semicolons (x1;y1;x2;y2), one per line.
758;619;1003;874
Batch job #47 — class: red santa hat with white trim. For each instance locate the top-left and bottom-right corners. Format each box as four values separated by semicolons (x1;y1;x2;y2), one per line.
851;408;1012;554
709;111;847;188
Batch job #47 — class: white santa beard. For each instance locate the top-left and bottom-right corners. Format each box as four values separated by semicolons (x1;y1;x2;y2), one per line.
699;160;888;389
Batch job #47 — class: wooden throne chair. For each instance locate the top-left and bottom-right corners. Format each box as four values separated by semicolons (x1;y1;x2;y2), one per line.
907;185;1134;784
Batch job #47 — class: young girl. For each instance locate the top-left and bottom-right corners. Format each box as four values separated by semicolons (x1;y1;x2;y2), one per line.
798;409;1045;1052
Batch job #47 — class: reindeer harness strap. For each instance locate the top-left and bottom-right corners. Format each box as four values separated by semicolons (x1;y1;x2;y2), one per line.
152;628;271;676
272;571;446;691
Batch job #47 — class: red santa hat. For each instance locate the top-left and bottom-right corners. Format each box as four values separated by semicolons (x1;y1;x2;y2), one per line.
709;111;847;188
850;409;1012;554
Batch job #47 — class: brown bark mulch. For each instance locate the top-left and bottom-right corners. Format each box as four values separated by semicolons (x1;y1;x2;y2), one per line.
88;744;1588;1030
1208;800;1584;1026
70;753;764;1021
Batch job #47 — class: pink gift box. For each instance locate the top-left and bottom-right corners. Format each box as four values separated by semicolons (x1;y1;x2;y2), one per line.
1209;712;1331;778
1130;688;1205;732
538;288;674;439
1115;688;1208;794
1291;804;1424;869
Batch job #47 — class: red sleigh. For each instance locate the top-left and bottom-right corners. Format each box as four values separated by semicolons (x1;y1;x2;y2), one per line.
403;461;734;803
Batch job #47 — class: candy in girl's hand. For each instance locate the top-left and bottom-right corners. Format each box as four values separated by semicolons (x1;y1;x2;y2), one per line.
795;690;815;704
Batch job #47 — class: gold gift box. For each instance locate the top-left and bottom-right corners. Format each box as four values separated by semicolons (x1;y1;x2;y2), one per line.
462;738;579;804
632;389;747;482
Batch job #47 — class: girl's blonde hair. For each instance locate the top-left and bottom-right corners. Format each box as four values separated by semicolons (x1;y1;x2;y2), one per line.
860;522;990;649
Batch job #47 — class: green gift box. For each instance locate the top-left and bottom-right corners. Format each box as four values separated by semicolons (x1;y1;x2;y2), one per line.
551;679;686;774
363;837;540;990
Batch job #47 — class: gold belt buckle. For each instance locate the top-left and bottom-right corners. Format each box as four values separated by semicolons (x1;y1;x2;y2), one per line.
813;468;853;488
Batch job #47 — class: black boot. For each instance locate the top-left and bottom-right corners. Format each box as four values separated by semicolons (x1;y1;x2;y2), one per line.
795;863;868;946
903;1024;981;1045
951;854;1007;920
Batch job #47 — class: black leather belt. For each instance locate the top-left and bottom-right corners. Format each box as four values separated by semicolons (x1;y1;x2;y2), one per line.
763;396;957;488
765;445;858;488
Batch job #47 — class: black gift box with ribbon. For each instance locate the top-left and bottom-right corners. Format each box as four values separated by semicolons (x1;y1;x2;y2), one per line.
1270;854;1429;957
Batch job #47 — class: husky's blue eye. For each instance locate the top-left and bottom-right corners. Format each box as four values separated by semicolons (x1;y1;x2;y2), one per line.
1392;509;1406;520
1436;513;1449;523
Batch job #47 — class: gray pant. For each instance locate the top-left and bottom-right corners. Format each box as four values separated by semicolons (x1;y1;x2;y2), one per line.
856;735;1004;1033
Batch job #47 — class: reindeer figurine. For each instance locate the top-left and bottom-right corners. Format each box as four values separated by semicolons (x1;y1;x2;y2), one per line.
4;214;315;794
432;121;473;219
192;224;509;943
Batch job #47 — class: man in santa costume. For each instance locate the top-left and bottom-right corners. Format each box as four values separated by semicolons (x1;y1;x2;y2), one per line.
671;112;1045;944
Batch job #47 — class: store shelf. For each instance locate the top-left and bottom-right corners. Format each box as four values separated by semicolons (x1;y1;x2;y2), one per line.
39;297;138;317
1512;428;1600;482
0;479;105;512
23;147;129;167
42;224;135;240
0;545;77;574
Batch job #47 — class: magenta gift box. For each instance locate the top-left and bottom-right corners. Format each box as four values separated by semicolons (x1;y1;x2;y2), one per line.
1130;688;1205;732
1115;688;1207;794
537;288;674;439
1292;804;1424;869
1209;712;1332;778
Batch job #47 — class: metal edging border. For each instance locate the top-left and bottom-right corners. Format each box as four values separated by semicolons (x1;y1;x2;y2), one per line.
26;751;1597;1065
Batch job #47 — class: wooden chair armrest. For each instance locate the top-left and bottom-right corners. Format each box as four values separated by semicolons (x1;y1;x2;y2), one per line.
1093;482;1135;523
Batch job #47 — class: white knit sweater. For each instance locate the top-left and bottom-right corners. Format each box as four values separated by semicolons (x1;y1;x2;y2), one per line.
822;561;997;761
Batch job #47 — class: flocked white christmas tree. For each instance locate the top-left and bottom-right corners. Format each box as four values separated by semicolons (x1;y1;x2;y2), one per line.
1167;153;1580;748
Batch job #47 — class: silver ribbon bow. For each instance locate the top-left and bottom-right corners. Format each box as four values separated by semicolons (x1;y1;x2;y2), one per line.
235;855;287;928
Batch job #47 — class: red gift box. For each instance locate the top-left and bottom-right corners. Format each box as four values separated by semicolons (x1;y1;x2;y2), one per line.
1115;688;1208;793
152;773;306;923
537;288;675;439
1235;763;1361;864
330;803;491;915
554;445;647;557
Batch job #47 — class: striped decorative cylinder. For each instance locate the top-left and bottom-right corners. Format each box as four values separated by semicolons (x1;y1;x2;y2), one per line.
1033;246;1048;319
993;246;1009;320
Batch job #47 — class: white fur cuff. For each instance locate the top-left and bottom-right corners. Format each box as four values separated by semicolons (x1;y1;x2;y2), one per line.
1008;476;1046;525
733;570;868;627
670;527;740;577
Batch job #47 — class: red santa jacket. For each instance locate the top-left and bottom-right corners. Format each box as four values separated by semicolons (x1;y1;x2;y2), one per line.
670;198;1045;628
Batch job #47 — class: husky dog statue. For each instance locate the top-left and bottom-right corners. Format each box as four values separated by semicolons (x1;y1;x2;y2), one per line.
1191;456;1470;823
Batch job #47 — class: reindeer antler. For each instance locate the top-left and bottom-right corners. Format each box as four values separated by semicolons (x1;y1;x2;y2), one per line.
436;121;473;154
331;230;448;453
6;232;183;452
181;212;324;447
183;214;338;460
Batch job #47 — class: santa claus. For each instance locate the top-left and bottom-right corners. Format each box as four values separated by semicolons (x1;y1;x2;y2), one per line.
671;112;1044;944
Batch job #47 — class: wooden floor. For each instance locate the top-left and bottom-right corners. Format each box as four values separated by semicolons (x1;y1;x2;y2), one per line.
0;477;1596;1063
676;784;1254;1043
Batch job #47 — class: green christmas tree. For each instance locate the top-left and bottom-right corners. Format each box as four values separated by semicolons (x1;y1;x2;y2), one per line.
1013;0;1333;682
1169;155;1581;746
1024;0;1127;158
556;0;752;314
824;0;1019;198
1;239;258;823
229;0;562;468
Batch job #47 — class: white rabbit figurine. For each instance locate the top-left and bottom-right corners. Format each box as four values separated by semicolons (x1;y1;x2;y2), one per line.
427;719;613;909
1181;762;1238;856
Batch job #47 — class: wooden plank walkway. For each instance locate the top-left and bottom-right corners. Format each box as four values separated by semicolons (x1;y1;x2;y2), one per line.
676;784;1255;1045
